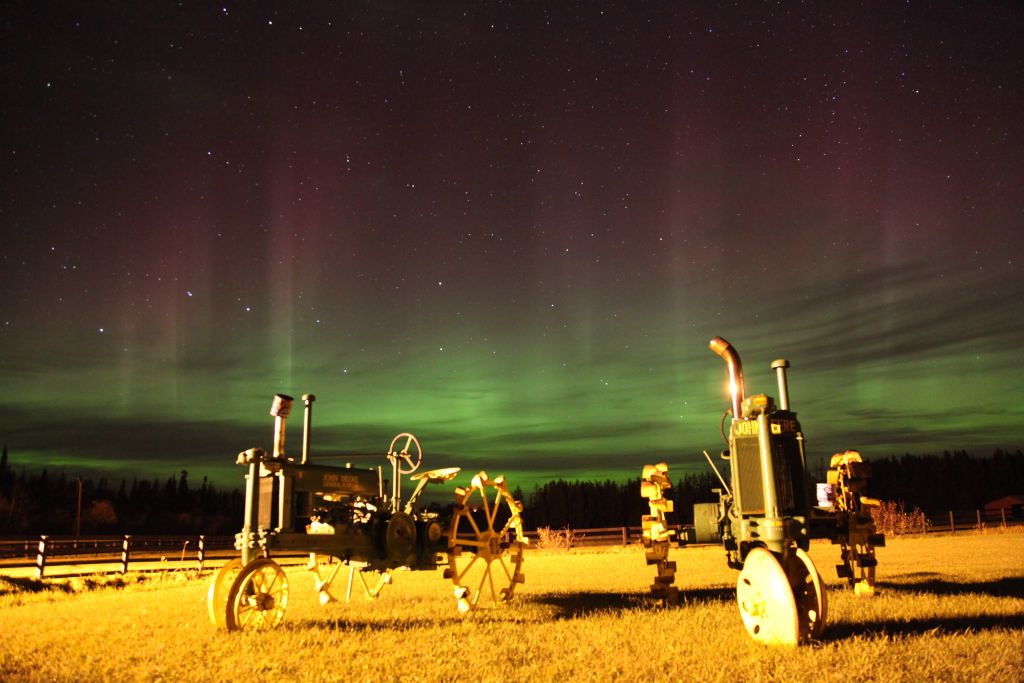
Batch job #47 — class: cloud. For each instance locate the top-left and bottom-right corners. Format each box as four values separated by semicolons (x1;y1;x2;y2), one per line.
750;259;1024;371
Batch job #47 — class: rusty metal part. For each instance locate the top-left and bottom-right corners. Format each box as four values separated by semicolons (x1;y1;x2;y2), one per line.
640;462;678;604
270;394;294;459
827;450;884;595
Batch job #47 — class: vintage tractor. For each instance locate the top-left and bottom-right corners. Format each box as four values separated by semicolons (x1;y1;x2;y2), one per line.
208;393;527;631
640;337;885;645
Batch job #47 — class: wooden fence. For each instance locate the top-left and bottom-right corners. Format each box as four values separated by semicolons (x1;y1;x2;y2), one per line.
528;525;649;547
1;507;1018;577
0;534;237;578
525;507;1022;547
918;507;1020;534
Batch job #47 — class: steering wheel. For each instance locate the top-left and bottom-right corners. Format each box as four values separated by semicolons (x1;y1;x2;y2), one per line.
388;433;422;474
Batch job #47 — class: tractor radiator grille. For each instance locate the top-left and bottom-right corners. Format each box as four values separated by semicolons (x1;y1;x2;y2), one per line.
733;432;807;516
773;434;807;514
734;435;764;515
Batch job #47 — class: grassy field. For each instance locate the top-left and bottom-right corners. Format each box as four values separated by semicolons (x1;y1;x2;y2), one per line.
0;532;1021;682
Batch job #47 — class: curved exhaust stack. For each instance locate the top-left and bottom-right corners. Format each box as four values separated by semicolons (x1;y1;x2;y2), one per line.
709;336;745;419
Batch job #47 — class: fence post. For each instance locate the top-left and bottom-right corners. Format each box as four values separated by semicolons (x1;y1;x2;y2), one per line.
976;509;982;533
36;535;48;579
1001;507;1007;529
949;511;955;534
621;527;628;545
197;535;206;571
121;534;131;574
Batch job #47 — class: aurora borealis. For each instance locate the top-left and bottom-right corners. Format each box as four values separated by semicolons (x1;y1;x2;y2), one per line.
2;3;1022;490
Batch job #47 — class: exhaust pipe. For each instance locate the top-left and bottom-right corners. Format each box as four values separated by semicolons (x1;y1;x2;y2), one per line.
301;393;316;464
771;359;790;410
709;337;745;419
270;394;295;459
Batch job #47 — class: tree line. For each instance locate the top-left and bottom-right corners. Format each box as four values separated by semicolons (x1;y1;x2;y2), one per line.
866;449;1023;513
524;472;721;530
0;445;1021;536
0;445;242;535
523;449;1024;529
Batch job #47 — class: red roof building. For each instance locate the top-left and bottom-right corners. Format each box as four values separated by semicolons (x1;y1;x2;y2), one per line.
984;495;1024;511
984;495;1024;520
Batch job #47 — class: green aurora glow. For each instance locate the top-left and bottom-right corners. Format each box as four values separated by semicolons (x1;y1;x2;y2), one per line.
2;4;1022;490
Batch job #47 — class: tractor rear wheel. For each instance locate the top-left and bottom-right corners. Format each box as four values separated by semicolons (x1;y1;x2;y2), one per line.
445;471;526;613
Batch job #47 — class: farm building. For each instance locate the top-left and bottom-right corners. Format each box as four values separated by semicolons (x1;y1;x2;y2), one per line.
983;495;1024;520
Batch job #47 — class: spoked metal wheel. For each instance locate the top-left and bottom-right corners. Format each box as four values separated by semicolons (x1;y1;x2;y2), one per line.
787;548;828;641
226;558;289;631
737;548;799;646
207;558;243;629
445;471;526;613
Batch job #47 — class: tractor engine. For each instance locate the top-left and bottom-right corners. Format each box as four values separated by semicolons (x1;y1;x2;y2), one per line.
709;339;813;568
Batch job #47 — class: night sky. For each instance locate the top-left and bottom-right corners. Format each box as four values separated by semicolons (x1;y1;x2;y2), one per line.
2;3;1023;491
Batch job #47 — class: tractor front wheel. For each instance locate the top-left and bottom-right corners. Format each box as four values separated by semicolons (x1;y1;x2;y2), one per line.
207;558;243;629
736;548;799;646
788;548;828;641
225;557;289;631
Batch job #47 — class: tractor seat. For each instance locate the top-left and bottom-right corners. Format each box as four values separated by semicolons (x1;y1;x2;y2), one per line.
410;467;461;483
